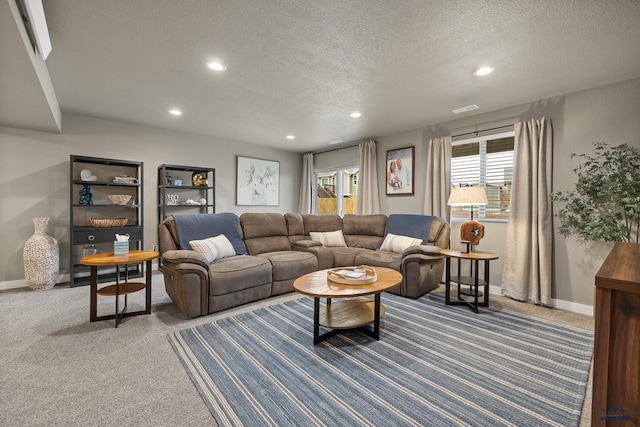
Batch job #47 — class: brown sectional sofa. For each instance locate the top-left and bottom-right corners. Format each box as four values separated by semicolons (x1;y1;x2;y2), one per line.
159;212;450;318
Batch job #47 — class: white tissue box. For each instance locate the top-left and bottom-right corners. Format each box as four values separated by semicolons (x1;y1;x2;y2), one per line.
114;241;129;255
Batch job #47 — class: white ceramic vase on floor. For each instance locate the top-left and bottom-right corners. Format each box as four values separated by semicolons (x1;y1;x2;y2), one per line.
23;217;59;290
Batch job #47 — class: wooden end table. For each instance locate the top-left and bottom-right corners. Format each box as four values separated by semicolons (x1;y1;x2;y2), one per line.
293;267;402;345
439;249;499;313
81;250;158;327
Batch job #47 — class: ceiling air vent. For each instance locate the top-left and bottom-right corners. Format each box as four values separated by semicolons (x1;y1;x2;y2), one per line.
452;104;479;114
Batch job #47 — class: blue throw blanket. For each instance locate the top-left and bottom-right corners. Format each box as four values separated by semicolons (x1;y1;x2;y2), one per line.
173;213;247;255
385;214;436;244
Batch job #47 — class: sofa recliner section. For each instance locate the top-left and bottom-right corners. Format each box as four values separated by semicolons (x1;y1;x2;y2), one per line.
159;214;276;318
239;213;318;295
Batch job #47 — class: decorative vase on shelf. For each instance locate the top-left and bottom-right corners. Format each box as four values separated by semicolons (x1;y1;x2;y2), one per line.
82;244;98;258
23;217;59;290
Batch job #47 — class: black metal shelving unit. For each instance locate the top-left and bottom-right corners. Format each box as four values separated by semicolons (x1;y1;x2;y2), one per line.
69;155;144;287
157;164;215;266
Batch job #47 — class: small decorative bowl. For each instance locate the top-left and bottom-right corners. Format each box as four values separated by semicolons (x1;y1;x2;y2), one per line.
108;195;132;205
90;218;128;227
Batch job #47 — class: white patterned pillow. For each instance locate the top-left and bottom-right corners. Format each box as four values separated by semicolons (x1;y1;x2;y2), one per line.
309;230;347;247
189;234;236;263
380;233;422;253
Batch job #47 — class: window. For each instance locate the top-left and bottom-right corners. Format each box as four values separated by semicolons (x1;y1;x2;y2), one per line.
450;131;514;220
315;167;359;215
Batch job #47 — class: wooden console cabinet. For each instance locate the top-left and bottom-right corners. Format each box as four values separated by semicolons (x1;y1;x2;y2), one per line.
592;242;640;426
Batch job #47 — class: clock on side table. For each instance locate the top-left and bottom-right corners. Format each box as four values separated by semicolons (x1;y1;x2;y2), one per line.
439;249;499;313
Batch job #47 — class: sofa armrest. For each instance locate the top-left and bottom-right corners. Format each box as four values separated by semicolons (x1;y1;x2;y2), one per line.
161;250;210;318
402;245;443;257
162;250;210;270
292;239;322;249
400;252;446;297
291;240;332;270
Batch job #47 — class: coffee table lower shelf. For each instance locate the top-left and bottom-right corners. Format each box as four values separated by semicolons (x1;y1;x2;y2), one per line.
96;282;146;296
314;296;384;345
319;299;386;329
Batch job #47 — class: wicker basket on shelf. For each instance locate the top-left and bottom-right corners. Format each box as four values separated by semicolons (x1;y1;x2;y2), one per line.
90;218;127;227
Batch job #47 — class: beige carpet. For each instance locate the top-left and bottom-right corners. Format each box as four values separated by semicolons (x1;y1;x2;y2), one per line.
0;274;594;426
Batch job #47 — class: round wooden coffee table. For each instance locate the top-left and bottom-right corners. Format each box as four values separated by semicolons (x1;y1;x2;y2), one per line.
81;250;159;327
293;267;402;345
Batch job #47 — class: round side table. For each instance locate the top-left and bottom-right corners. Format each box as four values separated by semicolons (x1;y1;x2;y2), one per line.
81;250;158;327
439;249;499;313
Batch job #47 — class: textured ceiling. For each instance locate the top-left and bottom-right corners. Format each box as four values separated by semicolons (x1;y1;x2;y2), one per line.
27;1;640;151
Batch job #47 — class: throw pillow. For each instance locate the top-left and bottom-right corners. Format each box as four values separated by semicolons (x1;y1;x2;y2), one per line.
309;230;347;247
380;233;422;253
189;234;236;263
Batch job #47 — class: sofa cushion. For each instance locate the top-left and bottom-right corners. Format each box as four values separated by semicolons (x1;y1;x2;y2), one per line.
342;214;387;249
189;234;236;263
329;247;372;267
380;233;422;253
240;213;292;254
309;230;347;247
343;214;387;236
354;251;402;271
208;255;272;296
284;213;305;237
301;214;343;234
384;214;435;244
173;213;247;255
257;251;318;282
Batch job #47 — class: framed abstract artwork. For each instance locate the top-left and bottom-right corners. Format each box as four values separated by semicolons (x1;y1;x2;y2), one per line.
386;146;414;195
236;156;280;206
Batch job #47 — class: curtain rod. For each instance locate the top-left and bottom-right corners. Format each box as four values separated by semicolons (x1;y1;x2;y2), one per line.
451;124;514;139
313;143;360;155
312;124;514;154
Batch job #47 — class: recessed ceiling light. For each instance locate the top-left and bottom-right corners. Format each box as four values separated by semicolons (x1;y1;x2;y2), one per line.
169;109;182;116
207;62;226;71
452;104;479;114
350;112;361;118
328;139;344;145
473;66;494;76
286;135;295;140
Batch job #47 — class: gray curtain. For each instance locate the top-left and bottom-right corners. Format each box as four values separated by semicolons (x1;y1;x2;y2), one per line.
356;140;381;214
423;136;452;219
297;153;314;214
501;117;553;305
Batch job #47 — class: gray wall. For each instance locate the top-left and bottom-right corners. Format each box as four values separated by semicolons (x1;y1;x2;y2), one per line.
3;78;640;306
313;145;359;170
0;114;302;283
374;77;640;308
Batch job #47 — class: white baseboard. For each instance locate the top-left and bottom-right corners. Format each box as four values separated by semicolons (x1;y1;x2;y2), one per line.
552;299;593;316
488;285;593;316
0;279;29;291
0;274;68;291
0;261;160;291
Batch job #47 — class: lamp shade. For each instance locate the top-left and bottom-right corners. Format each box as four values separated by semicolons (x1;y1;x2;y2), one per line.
447;186;488;206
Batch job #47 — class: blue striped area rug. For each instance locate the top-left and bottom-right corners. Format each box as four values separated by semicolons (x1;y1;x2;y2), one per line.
167;293;593;427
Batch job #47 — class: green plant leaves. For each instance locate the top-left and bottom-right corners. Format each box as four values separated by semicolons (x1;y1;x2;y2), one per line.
550;141;640;243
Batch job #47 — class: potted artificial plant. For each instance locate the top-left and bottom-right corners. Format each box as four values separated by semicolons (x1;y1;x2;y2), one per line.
551;141;640;243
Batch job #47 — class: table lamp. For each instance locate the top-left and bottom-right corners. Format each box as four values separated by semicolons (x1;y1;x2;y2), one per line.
447;186;488;252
